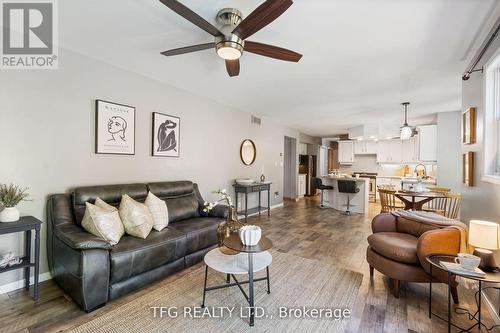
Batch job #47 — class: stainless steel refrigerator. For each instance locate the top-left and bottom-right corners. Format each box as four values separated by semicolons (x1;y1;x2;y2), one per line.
299;154;317;196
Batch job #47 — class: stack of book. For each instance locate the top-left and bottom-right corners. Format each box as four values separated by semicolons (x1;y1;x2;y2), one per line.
440;261;486;278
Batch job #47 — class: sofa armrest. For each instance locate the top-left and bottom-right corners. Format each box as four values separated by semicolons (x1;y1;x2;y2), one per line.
55;223;112;250
371;213;397;233
417;227;461;281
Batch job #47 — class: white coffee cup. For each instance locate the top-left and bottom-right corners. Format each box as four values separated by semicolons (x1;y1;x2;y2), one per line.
238;225;262;246
454;253;481;270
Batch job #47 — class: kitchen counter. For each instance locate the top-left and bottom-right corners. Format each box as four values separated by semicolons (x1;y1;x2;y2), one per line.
376;176;437;192
320;176;369;214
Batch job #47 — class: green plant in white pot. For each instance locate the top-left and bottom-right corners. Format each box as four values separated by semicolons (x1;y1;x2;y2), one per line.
0;184;30;222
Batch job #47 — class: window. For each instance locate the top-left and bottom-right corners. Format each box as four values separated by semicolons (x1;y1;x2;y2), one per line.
495;67;500;173
483;49;500;182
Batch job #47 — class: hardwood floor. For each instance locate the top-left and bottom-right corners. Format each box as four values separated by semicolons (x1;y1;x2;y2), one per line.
1;198;497;332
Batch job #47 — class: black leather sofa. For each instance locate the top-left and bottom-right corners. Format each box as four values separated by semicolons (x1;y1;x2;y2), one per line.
46;181;227;312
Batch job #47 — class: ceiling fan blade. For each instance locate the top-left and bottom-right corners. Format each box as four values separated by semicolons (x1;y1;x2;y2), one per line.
225;59;240;77
159;0;223;37
244;41;302;62
161;42;215;56
232;0;293;40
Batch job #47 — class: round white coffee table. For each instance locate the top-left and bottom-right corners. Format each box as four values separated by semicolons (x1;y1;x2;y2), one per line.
204;248;272;274
202;240;272;327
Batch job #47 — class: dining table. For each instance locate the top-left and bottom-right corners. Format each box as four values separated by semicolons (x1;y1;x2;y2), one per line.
394;190;447;211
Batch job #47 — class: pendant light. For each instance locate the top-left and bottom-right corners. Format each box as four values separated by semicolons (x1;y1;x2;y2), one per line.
400;102;415;140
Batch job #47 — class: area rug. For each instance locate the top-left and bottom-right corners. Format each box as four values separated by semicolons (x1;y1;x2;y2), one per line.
67;251;363;333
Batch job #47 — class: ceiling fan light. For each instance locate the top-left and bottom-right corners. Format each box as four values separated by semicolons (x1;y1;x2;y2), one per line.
217;46;242;60
400;126;413;140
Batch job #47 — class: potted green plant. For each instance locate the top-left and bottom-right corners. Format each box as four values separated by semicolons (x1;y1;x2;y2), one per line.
0;184;30;222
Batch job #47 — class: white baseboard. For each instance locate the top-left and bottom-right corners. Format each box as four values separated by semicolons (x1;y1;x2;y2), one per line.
237;203;284;219
0;272;52;295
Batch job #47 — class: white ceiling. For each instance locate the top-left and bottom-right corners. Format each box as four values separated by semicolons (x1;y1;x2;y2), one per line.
59;0;500;137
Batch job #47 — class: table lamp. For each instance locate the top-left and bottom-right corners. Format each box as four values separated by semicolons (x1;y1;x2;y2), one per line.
468;220;500;272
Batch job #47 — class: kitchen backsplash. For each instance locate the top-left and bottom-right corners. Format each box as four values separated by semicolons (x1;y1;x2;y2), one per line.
339;155;437;177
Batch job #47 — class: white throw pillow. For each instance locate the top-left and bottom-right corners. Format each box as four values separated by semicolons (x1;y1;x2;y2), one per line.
81;199;124;245
119;194;154;239
144;192;169;231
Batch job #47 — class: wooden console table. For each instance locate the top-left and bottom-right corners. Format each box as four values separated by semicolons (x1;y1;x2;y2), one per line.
0;216;42;300
233;182;272;221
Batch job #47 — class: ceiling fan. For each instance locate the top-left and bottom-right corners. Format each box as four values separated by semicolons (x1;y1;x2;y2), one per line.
159;0;302;77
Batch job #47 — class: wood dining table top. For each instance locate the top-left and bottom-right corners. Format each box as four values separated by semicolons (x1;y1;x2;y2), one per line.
394;190;446;210
395;190;447;198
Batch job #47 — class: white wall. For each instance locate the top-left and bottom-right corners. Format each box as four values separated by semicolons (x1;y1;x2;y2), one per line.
437;111;462;192
0;49;300;289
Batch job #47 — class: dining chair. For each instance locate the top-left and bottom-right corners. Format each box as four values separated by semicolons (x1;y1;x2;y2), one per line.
427;187;451;193
423;193;462;219
378;188;405;213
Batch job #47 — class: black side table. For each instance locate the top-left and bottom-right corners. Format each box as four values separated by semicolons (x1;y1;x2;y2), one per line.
0;216;42;300
427;254;500;333
233;182;272;221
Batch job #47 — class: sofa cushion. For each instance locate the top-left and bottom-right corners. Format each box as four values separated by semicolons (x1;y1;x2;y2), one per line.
168;217;221;254
81;199;124;245
119;195;154;239
72;183;148;225
145;192;169;231
367;232;419;264
147;181;200;223
110;228;186;283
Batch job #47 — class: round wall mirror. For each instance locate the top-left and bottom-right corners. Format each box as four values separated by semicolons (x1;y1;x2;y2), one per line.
240;139;256;165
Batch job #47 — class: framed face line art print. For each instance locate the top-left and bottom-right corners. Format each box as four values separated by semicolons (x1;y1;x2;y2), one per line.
152;112;180;157
95;100;135;155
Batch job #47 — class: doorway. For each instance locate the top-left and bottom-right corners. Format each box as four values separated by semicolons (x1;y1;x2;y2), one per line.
283;136;297;200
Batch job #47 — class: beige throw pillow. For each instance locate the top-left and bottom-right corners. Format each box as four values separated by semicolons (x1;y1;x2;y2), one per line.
144;192;169;231
119;194;154;239
81;198;124;245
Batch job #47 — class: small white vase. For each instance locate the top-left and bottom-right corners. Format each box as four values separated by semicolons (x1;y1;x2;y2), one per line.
0;207;20;222
239;225;262;246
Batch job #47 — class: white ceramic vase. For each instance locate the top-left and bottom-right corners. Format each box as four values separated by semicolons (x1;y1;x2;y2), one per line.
238;225;262;246
0;207;20;223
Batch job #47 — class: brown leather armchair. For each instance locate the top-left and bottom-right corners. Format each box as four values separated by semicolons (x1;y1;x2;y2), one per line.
366;213;461;302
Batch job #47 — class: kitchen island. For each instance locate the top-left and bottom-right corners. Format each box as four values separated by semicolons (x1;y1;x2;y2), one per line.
321;176;370;214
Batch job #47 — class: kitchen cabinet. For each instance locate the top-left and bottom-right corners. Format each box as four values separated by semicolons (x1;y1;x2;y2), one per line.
338;141;354;164
376;140;402;163
298;174;306;197
401;136;419;163
354;141;378;155
418;125;437;162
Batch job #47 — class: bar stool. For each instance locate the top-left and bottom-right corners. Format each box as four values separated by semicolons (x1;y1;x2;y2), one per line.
337;179;360;215
312;177;333;208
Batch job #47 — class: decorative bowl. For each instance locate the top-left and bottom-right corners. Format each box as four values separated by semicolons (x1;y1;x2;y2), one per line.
238;225;262;246
235;178;254;186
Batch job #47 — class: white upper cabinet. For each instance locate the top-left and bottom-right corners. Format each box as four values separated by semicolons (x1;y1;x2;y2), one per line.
418;125;437;162
338;140;354;164
354;141;378;155
401;136;419;163
377;140;402;163
365;141;378;154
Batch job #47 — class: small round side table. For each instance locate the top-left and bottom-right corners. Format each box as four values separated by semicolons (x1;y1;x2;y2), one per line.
427;254;500;333
202;234;273;327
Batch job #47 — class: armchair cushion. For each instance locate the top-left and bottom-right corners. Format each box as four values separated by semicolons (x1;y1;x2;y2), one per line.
54;223;112;250
368;232;419;264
